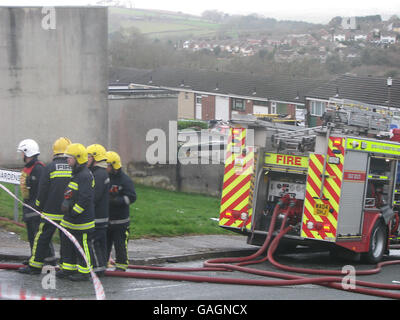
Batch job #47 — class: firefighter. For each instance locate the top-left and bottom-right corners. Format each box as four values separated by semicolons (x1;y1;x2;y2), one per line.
19;137;72;274
87;144;110;276
17;139;53;262
57;143;95;281
105;151;136;271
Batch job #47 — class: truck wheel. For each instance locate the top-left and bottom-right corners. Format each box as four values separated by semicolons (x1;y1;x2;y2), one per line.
362;220;387;264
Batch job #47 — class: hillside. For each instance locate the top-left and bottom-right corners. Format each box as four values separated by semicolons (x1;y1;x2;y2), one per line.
109;7;220;38
108;7;322;39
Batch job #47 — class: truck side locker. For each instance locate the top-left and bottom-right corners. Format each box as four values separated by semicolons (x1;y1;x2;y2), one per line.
219;127;256;233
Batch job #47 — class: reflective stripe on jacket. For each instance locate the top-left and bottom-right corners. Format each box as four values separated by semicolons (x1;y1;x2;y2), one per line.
35;157;72;222
60;164;95;231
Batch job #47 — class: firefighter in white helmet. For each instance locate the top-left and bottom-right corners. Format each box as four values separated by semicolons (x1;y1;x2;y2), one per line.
17;139;54;262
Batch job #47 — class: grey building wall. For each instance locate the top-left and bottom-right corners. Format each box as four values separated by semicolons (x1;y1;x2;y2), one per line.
0;7;108;166
108;95;178;164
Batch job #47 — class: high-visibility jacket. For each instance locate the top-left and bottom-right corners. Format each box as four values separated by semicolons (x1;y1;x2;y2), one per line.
89;163;110;228
35;156;72;222
20;157;45;221
60;164;95;232
109;169;136;227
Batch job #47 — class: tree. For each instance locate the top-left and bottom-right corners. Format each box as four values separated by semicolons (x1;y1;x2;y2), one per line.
201;10;224;23
325;54;348;74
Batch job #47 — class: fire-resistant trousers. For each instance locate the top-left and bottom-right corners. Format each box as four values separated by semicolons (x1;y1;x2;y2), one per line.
60;229;94;275
29;220;58;269
91;227;108;273
106;224;129;270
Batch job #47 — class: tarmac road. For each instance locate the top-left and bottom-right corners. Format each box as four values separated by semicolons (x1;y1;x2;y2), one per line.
1;228;400;302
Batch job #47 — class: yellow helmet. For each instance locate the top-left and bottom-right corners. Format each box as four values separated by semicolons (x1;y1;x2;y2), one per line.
87;144;107;162
65;143;88;165
53;137;72;155
106;151;122;170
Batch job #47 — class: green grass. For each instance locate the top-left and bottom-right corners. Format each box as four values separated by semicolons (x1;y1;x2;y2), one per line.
130;184;230;239
0;183;27;240
0;183;231;240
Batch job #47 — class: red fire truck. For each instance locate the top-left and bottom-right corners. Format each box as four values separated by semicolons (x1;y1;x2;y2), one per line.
219;99;400;263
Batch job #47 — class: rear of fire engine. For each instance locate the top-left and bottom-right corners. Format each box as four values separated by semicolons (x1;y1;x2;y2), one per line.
219;99;400;263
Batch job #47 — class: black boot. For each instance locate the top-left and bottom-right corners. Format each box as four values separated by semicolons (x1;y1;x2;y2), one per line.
56;269;74;279
18;265;41;275
69;272;90;281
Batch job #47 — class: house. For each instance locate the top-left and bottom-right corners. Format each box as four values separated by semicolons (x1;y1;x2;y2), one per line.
333;34;346;42
387;22;400;33
354;34;367;41
109;67;322;126
380;33;396;44
305;75;400;127
394;22;400;33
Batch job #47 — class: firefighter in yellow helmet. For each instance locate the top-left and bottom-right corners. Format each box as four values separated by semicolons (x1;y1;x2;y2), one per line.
86;144;110;276
105;151;136;271
57;143;96;281
19;137;73;274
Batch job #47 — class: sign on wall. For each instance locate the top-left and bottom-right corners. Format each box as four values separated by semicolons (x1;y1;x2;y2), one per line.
0;169;21;185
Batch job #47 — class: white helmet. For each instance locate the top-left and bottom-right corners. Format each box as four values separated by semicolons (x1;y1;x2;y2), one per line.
17;139;40;157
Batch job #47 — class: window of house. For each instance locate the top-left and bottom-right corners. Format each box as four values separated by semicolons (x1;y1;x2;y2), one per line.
232;98;245;111
253;100;268;106
196;95;202;104
270;102;277;114
310;101;326;116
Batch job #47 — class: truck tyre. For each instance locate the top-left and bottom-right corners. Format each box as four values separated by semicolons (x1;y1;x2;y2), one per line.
362;220;387;264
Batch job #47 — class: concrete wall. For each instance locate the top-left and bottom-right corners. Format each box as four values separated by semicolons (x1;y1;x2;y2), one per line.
108;95;178;164
128;161;224;197
0;7;108;166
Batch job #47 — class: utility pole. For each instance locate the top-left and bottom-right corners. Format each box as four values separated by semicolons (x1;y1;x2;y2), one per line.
387;77;393;111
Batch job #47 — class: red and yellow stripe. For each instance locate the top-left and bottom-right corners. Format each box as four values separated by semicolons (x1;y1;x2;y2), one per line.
219;128;255;230
301;137;344;242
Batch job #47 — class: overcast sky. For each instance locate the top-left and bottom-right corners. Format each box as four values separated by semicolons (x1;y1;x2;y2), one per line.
3;0;400;23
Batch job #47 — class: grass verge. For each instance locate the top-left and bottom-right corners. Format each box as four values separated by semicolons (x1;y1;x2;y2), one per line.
0;183;232;240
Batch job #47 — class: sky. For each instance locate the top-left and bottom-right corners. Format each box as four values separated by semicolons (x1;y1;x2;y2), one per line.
2;0;400;23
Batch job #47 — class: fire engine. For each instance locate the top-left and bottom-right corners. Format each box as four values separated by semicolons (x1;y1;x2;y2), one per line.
218;98;400;263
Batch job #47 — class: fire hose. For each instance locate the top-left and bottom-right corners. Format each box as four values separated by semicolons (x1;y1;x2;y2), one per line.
1;190;400;299
105;197;400;300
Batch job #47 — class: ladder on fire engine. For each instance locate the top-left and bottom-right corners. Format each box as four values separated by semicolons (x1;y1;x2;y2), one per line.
324;98;393;133
271;126;324;152
270;97;396;152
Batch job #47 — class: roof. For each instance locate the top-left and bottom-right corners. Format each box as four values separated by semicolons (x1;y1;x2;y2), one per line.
306;74;400;108
109;66;323;104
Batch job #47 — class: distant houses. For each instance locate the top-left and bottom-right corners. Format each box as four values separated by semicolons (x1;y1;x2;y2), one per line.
176;15;399;65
